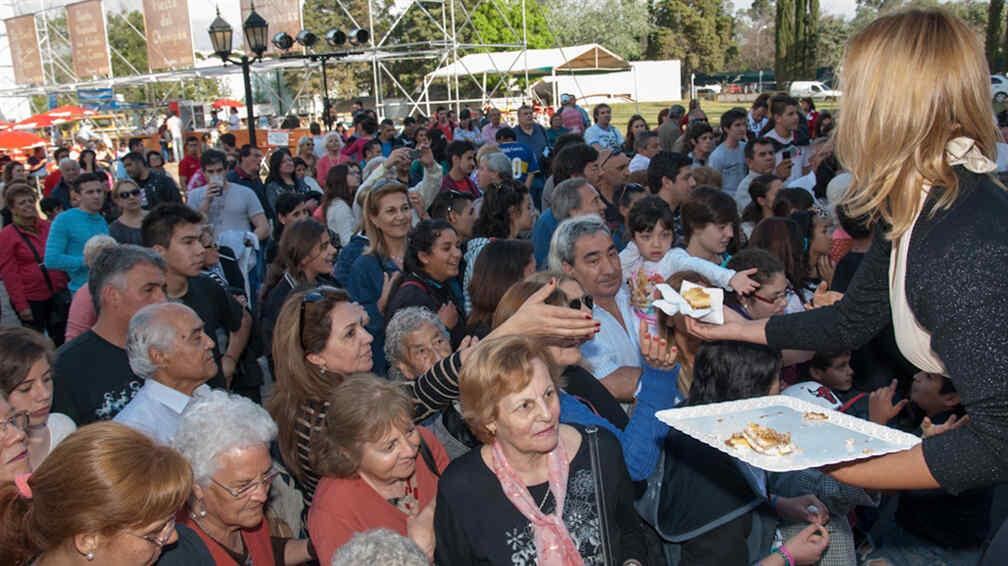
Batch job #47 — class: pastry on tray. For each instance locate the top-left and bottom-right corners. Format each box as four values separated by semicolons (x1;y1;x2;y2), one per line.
725;423;796;456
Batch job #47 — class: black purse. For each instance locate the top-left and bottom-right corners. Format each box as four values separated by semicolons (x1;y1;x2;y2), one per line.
14;226;71;327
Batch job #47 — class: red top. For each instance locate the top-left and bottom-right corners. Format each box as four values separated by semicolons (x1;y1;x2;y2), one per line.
180;514;275;566
440;174;480;199
178;155;201;183
0;221;68;312
307;427;449;563
340;137;373;165
43;170;61;196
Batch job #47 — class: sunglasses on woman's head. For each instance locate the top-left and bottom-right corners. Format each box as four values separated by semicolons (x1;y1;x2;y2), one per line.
118;188;141;199
298;286;342;346
568;294;594;310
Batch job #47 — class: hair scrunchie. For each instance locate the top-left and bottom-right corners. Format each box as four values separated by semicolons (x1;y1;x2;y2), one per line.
14;473;32;499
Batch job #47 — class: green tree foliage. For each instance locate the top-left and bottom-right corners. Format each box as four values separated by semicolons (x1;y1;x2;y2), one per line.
987;0;1004;70
468;0;552;51
774;0;818;81
648;0;736;76
542;0;651;60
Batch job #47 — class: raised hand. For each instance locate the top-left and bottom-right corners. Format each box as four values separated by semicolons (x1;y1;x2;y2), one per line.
869;379;908;425
639;319;678;370
729;267;761;295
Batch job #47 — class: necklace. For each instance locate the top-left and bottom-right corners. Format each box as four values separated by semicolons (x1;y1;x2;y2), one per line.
537;485;552;511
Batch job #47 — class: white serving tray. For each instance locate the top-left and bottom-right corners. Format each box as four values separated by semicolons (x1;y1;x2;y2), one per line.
655;395;921;472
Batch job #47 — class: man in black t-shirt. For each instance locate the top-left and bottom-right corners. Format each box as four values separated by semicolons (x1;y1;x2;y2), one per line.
142;203;250;389
123;151;182;209
52;245;168;425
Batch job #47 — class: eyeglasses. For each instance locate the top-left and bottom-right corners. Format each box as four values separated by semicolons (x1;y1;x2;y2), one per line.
117;188;141;199
751;291;789;306
126;517;176;547
210;467;281;499
613;183;644;205
568;294;594;311
1;411;29;435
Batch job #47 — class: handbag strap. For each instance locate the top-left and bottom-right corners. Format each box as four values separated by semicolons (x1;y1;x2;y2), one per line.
585;426;613;566
13;225;55;293
418;435;441;478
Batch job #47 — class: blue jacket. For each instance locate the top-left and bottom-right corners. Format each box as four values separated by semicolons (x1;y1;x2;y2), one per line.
345;252;399;375
560;363;681;481
532;208;558;269
333;233;369;288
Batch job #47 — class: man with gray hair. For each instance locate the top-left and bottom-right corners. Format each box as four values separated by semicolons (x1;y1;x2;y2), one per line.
48;157;81;210
114;302;216;444
52;245;167;425
474;151;511;191
532;177;606;268
549;215;641;401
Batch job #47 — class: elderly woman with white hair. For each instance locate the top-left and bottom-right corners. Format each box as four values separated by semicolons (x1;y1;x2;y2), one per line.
64;234;118;341
475;151;512;192
158;389;317;565
330;529;428;566
385;306;476;458
316;131;345;184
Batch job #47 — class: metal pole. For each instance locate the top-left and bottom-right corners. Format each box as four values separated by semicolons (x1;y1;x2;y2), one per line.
321;59;332;131
243;56;257;146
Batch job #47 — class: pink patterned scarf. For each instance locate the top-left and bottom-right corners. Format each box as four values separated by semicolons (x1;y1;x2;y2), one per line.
490;440;584;566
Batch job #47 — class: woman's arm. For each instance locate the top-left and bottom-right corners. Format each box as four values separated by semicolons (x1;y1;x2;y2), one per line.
0;231;28;314
823;444;939;490
433;488;477;566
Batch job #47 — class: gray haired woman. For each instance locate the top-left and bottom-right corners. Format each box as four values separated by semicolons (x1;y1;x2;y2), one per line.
158;390;316;565
385;307;476;459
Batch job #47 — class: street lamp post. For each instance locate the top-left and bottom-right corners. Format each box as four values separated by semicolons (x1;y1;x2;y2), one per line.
208;4;269;145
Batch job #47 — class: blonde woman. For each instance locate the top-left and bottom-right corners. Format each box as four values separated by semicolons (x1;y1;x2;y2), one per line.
108;179;146;245
689;9;1008;496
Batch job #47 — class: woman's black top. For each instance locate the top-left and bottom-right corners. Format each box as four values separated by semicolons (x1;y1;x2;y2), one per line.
563;365;629;430
385;272;466;348
434;424;647;565
765;167;1008;494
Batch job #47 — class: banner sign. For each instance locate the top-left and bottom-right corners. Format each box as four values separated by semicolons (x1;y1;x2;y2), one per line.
240;0;302;55
141;0;195;71
67;0;112;78
5;15;44;85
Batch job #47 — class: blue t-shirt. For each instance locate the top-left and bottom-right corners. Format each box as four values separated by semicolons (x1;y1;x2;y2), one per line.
498;141;540;183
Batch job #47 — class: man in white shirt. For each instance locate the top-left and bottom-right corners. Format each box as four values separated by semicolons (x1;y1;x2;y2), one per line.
187;150;270;241
166;111;184;163
584;104;624;152
115;302;217;444
628;131;661;174
761;94;824;186
549;215;641;401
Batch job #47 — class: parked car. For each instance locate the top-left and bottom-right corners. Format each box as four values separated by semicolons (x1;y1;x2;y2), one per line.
789;81;842;100
992;74;1008;103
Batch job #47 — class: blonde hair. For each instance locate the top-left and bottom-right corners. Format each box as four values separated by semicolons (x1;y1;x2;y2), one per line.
459;336;561;444
0;422;192;564
361;182;409;259
312;374;414;477
836;8;1000;239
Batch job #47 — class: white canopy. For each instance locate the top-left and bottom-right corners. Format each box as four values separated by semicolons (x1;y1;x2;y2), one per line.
426;44;629;80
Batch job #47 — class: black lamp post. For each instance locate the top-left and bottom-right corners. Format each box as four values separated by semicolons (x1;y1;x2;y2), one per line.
209;4;269;145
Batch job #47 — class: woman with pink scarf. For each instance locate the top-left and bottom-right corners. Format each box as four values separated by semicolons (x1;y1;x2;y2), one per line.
434;336;646;565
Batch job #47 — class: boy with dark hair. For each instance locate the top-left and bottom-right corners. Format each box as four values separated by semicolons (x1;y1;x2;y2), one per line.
747;93;770;139
141;203;250;389
495;126;539;190
178;135;202;189
646;151;695;243
122;151;182;209
440;140;478;197
763;94;821;187
709;108;749;195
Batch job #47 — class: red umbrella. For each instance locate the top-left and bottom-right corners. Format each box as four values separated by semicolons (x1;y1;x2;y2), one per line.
13;113;56;130
46;104;95;120
0;130;47;151
212;98;244;109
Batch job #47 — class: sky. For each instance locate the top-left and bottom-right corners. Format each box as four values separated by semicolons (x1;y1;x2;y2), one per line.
732;0;859;18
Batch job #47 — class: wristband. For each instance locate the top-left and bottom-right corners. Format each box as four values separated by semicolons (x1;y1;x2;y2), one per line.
777;544;795;566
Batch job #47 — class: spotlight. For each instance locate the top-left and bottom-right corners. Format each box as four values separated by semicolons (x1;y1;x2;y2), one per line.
349;28;370;45
271;32;294;51
296;30;318;48
325;29;347;47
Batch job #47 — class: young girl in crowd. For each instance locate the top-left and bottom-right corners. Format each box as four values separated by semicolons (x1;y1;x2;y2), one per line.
620;192;757;334
740;174;783;240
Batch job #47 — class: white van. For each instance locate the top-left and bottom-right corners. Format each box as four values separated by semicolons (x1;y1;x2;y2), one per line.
789;81;842;100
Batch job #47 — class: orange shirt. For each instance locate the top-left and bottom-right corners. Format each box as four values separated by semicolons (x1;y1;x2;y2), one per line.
307;426;449;563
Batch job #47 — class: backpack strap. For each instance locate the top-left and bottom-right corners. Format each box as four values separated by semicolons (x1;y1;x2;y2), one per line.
838;392;868;414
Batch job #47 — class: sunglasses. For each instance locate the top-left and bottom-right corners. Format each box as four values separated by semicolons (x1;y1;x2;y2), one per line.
298;286;342;346
751;291;788;306
118;188;141;199
568;294;594;310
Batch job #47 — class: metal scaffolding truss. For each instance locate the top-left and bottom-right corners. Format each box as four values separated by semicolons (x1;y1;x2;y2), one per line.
326;0;532;119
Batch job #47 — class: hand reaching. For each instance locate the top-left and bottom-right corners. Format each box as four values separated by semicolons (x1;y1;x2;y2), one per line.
805;281;843;310
869;379;908;425
438;302;459;329
781;523;830;565
639;319;678;370
490;277;599;340
377;272;398;313
729;267;760;295
922;414;970;438
816;255;836;286
406;498;436;561
775;494;830;525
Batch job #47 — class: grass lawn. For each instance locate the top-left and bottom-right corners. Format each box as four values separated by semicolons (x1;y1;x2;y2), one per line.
608;99;841;130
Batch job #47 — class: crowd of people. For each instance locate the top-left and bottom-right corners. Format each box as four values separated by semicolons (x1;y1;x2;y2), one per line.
0;7;1006;566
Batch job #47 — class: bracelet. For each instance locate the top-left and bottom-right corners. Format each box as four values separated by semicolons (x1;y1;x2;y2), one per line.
777;545;795;566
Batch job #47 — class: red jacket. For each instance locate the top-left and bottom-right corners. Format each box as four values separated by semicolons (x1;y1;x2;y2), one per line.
0;221;68;312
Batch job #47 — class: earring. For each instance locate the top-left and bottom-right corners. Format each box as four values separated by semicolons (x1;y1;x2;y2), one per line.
86;553;94;561
190;499;208;519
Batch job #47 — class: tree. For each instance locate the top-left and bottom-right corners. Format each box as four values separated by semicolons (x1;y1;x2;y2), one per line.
542;0;652;61
648;0;736;78
987;0;1004;70
775;0;818;81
